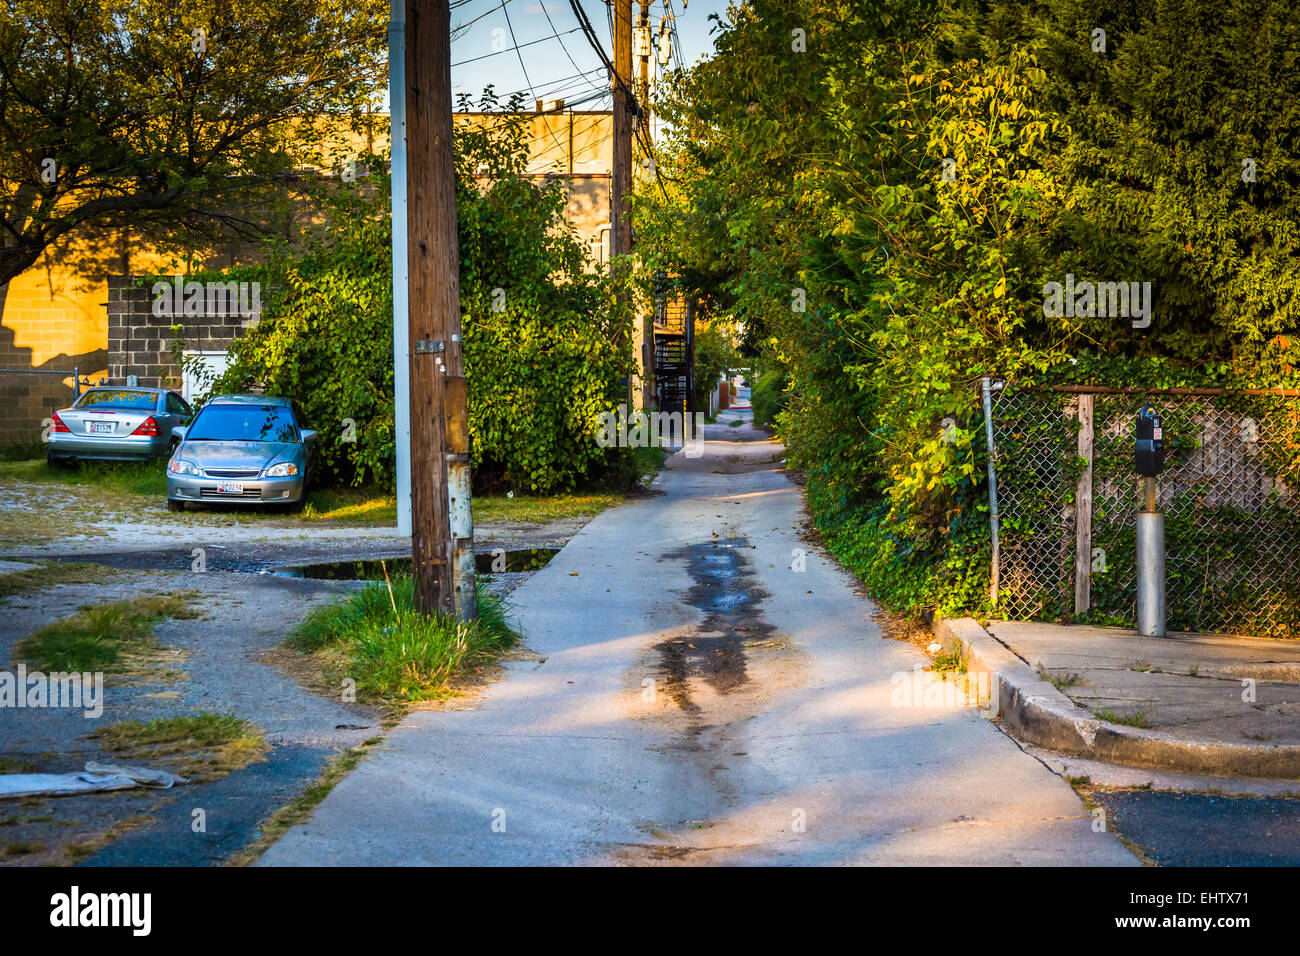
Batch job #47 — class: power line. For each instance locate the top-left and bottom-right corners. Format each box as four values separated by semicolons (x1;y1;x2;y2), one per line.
452;0;508;34
452;25;585;67
538;0;608;98
499;0;583;163
568;0;641;117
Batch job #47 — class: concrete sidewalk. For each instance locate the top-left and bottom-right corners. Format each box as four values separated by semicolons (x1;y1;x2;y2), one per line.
259;407;1133;866
939;617;1300;779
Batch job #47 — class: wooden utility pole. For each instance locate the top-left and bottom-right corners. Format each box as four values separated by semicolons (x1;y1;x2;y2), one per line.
611;0;635;404
405;0;473;618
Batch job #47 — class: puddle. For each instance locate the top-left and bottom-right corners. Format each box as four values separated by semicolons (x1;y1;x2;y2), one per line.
655;538;775;710
274;548;559;580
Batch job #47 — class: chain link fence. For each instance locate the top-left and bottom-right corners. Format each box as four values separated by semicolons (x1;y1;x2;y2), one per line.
990;385;1300;637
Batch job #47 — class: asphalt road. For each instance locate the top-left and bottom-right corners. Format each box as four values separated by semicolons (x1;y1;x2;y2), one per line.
1091;789;1300;865
260;406;1136;866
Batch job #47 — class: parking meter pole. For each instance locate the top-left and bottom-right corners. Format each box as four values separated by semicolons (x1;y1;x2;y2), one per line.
1136;509;1166;637
1134;407;1167;637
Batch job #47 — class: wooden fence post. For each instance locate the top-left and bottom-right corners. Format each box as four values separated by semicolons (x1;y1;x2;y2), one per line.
1074;394;1095;617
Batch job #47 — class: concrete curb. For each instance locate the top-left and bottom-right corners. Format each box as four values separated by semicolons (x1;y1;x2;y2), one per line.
936;617;1300;780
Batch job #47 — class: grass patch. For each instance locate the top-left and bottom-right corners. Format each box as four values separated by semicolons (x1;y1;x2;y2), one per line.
299;487;397;524
0;456;628;530
16;593;201;672
3;841;42;856
288;575;518;705
473;492;621;525
64;841;98;863
89;712;267;782
0;560;122;599
728;419;743;427
931;643;966;675
0;457;167;497
300;486;622;526
1093;706;1154;729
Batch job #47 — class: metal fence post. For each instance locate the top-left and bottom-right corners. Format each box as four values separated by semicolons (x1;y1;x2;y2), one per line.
982;377;1001;608
1074;393;1095;616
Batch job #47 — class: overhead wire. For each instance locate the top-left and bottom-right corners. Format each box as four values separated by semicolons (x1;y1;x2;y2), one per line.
452;25;585;67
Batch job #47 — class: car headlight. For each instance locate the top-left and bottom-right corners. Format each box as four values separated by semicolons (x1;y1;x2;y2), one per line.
168;458;201;476
263;462;299;478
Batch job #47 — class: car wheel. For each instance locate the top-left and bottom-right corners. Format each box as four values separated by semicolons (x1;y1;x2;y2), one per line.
167;499;185;512
287;496;307;515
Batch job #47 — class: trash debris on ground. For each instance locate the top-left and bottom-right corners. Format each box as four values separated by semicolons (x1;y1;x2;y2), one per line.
0;762;187;799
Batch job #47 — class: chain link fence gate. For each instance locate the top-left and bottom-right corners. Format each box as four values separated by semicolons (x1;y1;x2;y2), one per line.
988;384;1300;637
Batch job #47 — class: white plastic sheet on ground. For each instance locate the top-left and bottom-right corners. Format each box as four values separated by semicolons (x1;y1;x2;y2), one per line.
0;762;187;798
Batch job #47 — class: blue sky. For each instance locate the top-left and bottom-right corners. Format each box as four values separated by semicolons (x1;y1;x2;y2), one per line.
448;0;730;108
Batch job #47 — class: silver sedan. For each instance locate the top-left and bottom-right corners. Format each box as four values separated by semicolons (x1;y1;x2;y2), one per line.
47;387;192;464
166;395;317;512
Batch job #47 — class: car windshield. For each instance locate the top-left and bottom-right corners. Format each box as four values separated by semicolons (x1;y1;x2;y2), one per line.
76;389;155;411
188;405;299;442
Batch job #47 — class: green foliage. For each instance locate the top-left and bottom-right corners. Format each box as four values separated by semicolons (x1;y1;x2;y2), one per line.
634;0;1300;620
750;369;788;427
690;322;740;410
197;95;634;493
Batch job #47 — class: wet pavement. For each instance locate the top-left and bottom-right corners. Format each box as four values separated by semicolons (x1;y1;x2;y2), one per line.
653;538;775;708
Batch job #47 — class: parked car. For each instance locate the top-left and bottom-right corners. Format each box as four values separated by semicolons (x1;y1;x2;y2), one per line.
165;395;316;512
47;387;192;465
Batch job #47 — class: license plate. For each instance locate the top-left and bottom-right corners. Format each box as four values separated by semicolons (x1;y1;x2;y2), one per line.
216;481;244;494
88;422;113;434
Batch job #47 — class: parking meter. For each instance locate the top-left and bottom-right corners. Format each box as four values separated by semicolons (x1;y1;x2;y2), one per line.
1134;405;1164;476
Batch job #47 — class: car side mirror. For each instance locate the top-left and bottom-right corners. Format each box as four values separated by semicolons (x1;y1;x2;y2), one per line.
300;429;317;443
172;425;187;442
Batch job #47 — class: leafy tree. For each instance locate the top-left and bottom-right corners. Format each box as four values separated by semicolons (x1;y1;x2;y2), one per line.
0;0;386;284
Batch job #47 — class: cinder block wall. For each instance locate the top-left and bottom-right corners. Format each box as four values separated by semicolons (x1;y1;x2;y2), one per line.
107;277;260;389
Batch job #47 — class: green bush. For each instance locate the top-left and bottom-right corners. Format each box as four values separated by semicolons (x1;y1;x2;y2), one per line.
690;321;739;412
186;93;634;494
750;369;788;427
